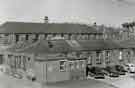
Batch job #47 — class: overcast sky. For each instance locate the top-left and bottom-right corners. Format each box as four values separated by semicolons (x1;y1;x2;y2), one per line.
0;0;135;27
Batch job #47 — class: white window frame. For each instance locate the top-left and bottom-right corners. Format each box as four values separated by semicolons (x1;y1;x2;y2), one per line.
69;61;74;70
59;60;67;72
80;60;85;68
119;51;122;60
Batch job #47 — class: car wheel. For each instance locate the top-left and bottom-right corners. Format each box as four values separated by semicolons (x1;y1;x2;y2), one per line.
32;77;36;81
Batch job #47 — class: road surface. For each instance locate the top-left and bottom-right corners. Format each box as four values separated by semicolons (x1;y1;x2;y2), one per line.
0;72;41;88
0;71;117;88
1;71;135;88
45;79;117;88
96;73;135;88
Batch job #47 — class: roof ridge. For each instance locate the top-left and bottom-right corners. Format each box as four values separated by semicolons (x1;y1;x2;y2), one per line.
3;21;89;25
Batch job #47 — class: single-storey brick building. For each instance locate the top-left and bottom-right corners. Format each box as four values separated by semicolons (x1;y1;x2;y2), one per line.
0;39;124;83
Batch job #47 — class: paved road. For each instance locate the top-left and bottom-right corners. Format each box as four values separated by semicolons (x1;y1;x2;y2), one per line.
1;71;135;88
0;72;117;88
0;72;41;88
45;79;117;88
96;73;135;88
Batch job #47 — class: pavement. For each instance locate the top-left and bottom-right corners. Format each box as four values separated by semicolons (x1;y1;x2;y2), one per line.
0;72;41;88
45;79;117;88
94;73;135;88
0;71;135;88
0;71;117;88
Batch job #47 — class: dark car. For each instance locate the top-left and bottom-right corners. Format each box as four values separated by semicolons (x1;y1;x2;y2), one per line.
114;65;126;75
104;66;119;77
115;65;127;72
89;67;105;79
116;71;125;75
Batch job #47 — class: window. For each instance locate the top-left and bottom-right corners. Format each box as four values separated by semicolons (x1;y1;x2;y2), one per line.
14;56;21;69
48;41;53;48
61;34;64;37
96;51;102;64
103;34;108;39
15;35;19;42
29;34;36;40
89;34;94;39
59;60;66;72
53;34;56;37
28;57;31;61
88;56;92;65
14;56;17;68
23;57;26;70
76;61;80;69
69;61;74;70
105;51;110;64
96;35;99;39
74;61;79;69
19;35;26;41
10;56;15;68
71;34;76;40
20;57;24;69
93;34;97;39
63;34;69;40
26;34;29;40
8;55;27;71
8;55;12;65
119;51;122;60
35;34;39;40
80;60;85;68
38;34;45;40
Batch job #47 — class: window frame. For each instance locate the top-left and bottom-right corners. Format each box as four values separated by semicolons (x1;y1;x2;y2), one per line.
69;61;74;70
96;51;102;64
105;51;111;64
59;60;67;72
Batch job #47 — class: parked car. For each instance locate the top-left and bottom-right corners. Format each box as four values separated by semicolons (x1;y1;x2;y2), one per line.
12;72;23;79
0;65;10;74
124;63;135;73
26;69;36;81
115;65;127;72
89;67;105;79
114;65;126;75
104;66;119;77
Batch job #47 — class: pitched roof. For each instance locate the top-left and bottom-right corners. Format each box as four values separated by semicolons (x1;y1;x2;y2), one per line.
12;40;122;61
77;40;122;50
119;40;135;49
7;40;79;54
0;21;102;34
103;40;122;49
7;39;122;55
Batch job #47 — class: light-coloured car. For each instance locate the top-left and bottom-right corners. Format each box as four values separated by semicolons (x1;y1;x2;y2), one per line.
12;72;23;79
124;63;135;73
0;65;10;74
26;69;36;81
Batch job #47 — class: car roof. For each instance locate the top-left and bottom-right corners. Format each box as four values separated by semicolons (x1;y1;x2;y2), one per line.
126;63;134;66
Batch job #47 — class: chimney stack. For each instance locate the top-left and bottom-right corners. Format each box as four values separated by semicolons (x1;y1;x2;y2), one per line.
44;16;49;23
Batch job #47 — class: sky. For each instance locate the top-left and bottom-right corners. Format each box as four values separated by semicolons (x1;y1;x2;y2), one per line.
0;0;135;27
